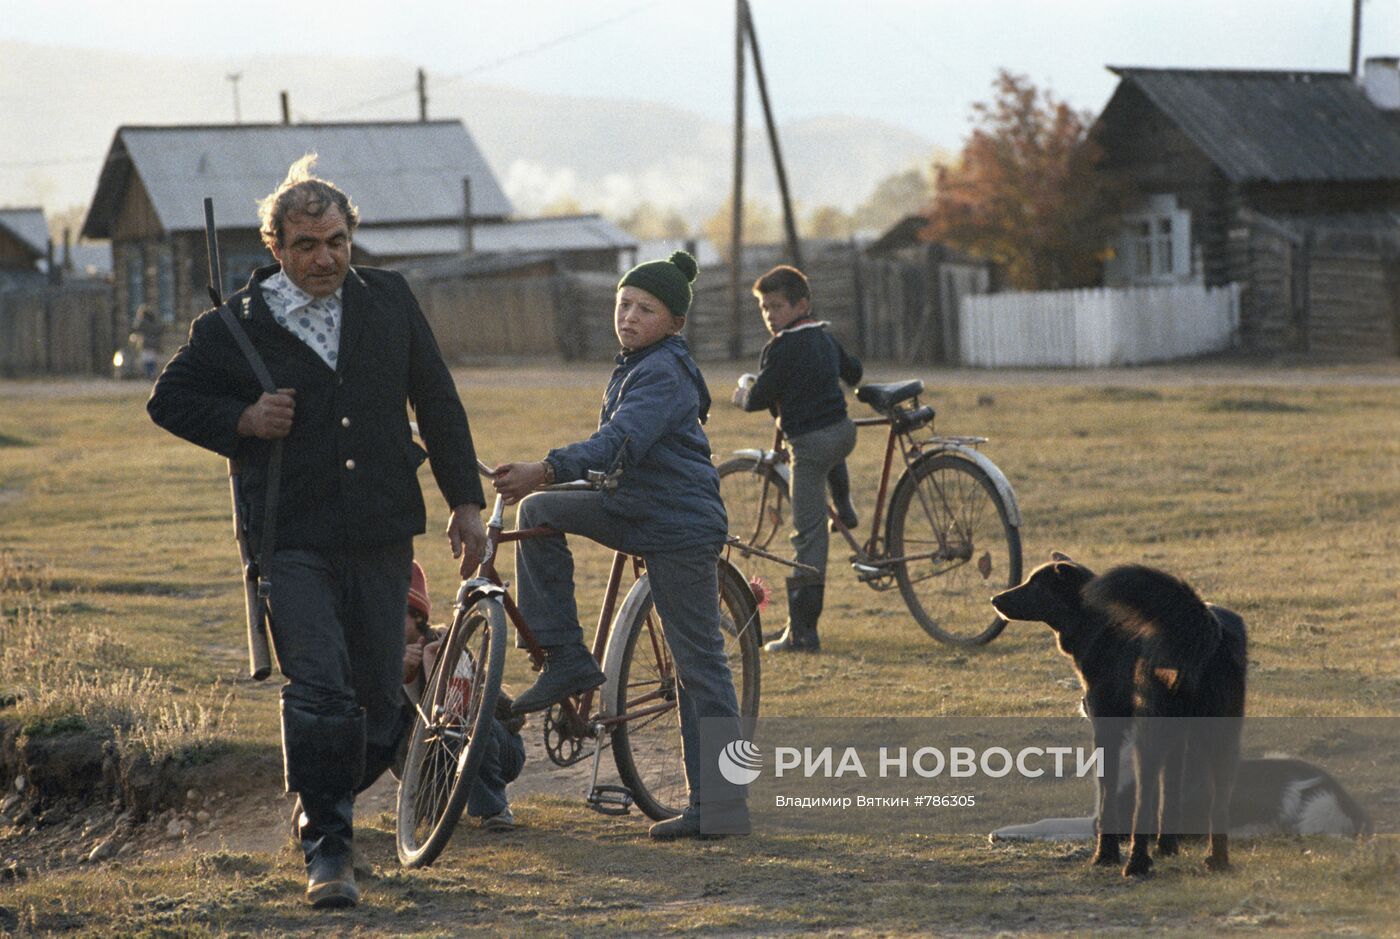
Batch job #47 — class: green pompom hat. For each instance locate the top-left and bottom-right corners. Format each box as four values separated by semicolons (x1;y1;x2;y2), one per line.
617;250;699;317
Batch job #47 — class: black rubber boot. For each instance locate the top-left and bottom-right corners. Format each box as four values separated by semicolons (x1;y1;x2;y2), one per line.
511;642;606;715
648;800;751;840
827;462;859;530
299;791;358;909
764;579;823;653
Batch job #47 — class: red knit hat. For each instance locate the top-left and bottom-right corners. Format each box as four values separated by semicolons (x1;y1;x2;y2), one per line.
408;561;431;622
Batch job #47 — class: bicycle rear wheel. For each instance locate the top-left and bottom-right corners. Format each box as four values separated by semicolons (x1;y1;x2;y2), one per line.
717;456;791;625
396;595;507;868
609;559;761;821
886;453;1021;646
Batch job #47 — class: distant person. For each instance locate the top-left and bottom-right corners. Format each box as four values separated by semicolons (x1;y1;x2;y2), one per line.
147;154;487;909
129;304;163;379
397;560;524;832
733;265;862;653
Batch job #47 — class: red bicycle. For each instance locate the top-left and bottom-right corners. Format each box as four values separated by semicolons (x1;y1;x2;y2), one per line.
395;464;762;867
720;379;1023;646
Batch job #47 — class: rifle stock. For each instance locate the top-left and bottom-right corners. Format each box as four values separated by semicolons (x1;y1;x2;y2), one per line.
207;196;273;681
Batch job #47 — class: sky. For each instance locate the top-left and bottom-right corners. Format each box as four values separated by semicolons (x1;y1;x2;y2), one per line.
5;0;1392;138
1;0;1395;213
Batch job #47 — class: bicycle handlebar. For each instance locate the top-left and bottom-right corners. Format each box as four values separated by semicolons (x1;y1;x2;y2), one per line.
476;459;621;493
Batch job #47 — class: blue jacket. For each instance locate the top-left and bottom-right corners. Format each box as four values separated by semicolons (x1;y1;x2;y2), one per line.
544;336;728;553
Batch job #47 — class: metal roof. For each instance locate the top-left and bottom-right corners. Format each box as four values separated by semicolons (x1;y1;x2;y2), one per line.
83;121;512;238
353;214;637;259
0;208;49;257
1104;67;1400;183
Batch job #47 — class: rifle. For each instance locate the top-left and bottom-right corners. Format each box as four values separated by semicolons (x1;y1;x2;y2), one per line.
205;197;273;681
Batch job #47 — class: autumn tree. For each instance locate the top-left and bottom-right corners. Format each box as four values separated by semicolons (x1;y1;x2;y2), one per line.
852;168;935;233
922;70;1126;289
617;201;691;240
804;204;855;239
702;196;782;261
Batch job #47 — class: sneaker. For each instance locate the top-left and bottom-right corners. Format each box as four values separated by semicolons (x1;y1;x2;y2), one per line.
480;807;517;832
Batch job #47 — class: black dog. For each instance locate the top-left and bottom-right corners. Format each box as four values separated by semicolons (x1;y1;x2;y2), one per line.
991;553;1247;877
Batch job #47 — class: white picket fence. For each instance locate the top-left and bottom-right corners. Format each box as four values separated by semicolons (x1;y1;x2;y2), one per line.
958;282;1241;367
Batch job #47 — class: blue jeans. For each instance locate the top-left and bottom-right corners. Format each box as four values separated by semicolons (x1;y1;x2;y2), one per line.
514;490;745;807
467;720;526;818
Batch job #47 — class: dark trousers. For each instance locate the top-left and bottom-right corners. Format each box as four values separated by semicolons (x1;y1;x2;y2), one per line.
267;542;413;798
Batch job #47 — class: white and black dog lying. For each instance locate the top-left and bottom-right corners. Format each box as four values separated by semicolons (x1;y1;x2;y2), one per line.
991;553;1247;877
990;748;1373;843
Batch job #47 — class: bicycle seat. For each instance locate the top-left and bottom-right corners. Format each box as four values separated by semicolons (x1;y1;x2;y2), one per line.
856;380;924;414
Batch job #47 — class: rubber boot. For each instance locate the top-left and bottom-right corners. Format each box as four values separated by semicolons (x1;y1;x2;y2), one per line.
299;791;358;909
649;799;751;840
763;579;823;653
511;642;606;715
827;462;859;531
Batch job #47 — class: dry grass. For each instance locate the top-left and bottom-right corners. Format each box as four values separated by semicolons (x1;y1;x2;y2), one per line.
1;362;1398;936
0;555;234;761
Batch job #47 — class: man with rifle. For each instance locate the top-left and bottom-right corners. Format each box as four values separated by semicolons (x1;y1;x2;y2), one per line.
147;155;486;909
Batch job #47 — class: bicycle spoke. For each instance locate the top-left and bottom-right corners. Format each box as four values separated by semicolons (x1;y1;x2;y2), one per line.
891;457;1020;646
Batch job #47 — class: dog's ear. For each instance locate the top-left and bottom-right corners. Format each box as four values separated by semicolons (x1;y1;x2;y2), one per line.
1050;560;1094;594
1050;550;1075;563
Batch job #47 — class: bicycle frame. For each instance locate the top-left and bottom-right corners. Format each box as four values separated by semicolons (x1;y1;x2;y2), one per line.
467;480;690;742
735;410;1020;571
747;414;914;563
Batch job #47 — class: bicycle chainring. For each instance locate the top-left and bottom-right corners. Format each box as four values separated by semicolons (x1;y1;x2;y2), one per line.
542;703;592;767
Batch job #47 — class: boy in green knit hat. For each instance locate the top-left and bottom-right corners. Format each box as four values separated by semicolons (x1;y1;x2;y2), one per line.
492;251;749;839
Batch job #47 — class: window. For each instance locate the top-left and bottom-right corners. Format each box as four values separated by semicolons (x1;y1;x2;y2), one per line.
125;245;145;319
1108;194;1192;286
157;246;175;323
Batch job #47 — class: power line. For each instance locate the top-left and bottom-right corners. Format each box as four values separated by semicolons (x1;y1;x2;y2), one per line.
319;1;663;119
437;0;663;86
0;155;105;169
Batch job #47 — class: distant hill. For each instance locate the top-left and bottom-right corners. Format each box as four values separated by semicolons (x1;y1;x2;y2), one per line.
0;40;938;225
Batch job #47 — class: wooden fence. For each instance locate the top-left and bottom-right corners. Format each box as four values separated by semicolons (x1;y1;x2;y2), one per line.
959;282;1241;367
0;281;116;376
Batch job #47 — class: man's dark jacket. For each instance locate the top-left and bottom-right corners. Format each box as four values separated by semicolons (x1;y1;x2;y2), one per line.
148;264;485;550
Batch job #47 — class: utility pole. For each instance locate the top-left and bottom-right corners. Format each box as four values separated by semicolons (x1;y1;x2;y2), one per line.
743;0;802;269
280;91;291;125
418;68;429;121
461;177;475;255
729;0;746;359
226;72;243;124
1350;0;1363;77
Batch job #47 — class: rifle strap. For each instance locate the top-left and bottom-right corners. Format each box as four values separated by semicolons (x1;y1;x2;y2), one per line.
217;302;283;596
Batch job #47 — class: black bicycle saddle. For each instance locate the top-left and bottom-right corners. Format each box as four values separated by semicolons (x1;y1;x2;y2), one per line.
855;380;924;413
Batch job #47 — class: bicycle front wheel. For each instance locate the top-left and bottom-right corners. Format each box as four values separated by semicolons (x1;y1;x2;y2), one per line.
396;595;507;868
886;453;1021;646
610;558;761;821
717;456;791;625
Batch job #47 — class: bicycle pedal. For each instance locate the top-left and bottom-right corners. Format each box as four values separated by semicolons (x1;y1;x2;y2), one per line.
586;785;633;817
851;562;883;580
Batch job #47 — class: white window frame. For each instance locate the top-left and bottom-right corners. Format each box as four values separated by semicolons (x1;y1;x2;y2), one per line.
1108;193;1193;286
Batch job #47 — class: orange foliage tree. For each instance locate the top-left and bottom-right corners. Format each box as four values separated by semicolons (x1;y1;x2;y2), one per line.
923;70;1126;289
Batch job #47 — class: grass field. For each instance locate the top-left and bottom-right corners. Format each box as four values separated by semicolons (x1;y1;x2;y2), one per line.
1;361;1398;936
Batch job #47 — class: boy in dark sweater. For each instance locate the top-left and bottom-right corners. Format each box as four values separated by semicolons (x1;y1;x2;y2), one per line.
735;265;862;653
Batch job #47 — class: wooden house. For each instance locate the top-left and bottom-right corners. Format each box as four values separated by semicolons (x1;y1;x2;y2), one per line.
862;215;998;364
1094;60;1400;355
0;207;49;290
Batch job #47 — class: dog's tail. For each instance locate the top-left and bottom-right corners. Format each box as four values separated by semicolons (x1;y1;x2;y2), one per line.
1084;565;1221;689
